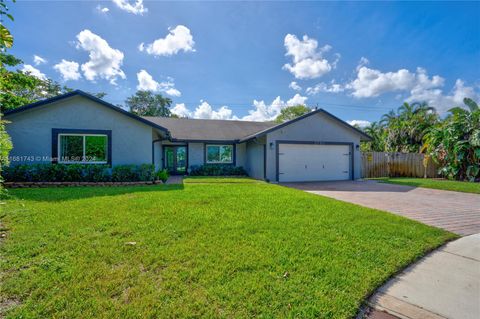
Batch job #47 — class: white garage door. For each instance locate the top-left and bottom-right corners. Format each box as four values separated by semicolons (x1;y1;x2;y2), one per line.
278;143;351;182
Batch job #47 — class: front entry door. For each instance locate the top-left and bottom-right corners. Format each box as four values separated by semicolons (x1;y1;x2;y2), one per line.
164;146;187;175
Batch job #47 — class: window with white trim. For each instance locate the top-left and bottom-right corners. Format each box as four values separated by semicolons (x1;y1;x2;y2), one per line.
206;144;233;164
58;134;108;164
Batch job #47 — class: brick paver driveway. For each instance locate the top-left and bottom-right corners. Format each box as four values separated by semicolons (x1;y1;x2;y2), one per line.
282;180;480;236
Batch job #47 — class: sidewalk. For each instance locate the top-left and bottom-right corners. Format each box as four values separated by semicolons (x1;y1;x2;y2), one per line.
368;233;480;319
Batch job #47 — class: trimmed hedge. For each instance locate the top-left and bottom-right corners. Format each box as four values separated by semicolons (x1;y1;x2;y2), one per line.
189;164;247;176
2;164;159;182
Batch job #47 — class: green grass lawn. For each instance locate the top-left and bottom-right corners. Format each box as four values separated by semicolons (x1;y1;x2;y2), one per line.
1;178;455;318
376;177;480;194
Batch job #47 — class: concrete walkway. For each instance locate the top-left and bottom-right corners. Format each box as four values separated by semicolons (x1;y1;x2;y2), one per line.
282;180;480;236
368;234;480;319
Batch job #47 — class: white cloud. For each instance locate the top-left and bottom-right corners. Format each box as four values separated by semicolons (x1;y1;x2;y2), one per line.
96;5;110;13
357;56;369;70
53;60;81;81
21;64;46;80
349;66;417;98
139;25;195;56
282;34;337;79
76;29;126;85
136;70;181;97
306;81;345;95
194;101;234;120
164;87;181;97
289;81;302;91
171;101;235;120
171;103;191;118
407;79;479;113
136;69;159;91
171;94;309;121
33;55;47;66
287;93;308;106
242;97;284;122
347;62;479;113
243;94;309;121
111;0;147;15
348;120;371;128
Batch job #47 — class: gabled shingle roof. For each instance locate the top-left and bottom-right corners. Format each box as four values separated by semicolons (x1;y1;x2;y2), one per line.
143;117;276;141
4;90;371;142
238;108;372;142
3;90;169;133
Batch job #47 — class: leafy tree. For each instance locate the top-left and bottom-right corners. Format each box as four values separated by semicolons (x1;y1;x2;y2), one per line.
365;102;438;153
0;0;15;197
275;105;311;123
361;121;386;152
0;0;14;49
126;90;173;117
423;98;480;181
0;53;74;112
0;114;12;194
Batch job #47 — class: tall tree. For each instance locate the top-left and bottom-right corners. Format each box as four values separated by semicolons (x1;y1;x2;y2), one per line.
0;0;14;49
0;0;14;197
275;105;311;123
423;98;480;181
361;121;386;152
126;90;173;117
376;102;439;153
0;53;74;112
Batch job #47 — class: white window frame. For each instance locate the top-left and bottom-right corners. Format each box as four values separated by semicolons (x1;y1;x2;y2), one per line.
58;133;108;164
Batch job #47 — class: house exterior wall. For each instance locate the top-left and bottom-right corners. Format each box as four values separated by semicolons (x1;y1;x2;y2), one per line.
235;143;246;168
188;143;204;168
245;138;266;180
5;96;155;166
153;141;163;170
265;112;362;181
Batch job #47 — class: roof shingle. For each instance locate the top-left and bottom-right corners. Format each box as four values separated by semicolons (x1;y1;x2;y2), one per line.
143;117;276;141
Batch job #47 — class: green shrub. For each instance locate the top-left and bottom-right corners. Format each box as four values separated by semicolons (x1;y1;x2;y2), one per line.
156;169;169;183
111;165;138;182
84;165;110;182
2;163;155;183
30;164;52;182
189;164;247;176
65;164;84;182
136;164;156;181
0;114;13;198
3;164;29;182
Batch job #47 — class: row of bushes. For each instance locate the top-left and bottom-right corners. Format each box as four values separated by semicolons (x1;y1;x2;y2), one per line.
189;164;247;176
2;163;247;182
2;164;169;183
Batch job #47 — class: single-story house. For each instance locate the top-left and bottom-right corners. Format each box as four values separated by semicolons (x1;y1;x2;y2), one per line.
3;90;371;182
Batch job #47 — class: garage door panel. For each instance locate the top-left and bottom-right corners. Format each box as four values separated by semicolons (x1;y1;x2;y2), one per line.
278;144;351;182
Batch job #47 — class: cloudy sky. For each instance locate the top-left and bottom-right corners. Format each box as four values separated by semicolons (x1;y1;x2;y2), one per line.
8;1;480;125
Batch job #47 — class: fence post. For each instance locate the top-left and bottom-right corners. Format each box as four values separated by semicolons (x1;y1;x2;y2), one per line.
386;152;391;177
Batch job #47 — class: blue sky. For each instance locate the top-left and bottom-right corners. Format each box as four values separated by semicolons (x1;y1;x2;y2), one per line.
8;1;480;125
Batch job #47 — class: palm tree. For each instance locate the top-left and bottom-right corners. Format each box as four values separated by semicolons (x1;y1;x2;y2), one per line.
423;98;480;181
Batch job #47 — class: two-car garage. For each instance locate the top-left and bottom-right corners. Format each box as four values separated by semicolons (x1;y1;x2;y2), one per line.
277;142;353;182
240;108;371;182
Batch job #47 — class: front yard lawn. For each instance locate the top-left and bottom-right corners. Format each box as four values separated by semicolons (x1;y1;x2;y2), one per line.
1;179;454;318
376;177;480;194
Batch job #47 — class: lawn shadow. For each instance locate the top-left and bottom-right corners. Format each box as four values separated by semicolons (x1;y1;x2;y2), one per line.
5;184;184;202
184;176;262;184
281;180;416;193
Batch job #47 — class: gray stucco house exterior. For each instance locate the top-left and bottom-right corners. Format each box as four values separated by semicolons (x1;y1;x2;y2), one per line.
4;90;371;182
